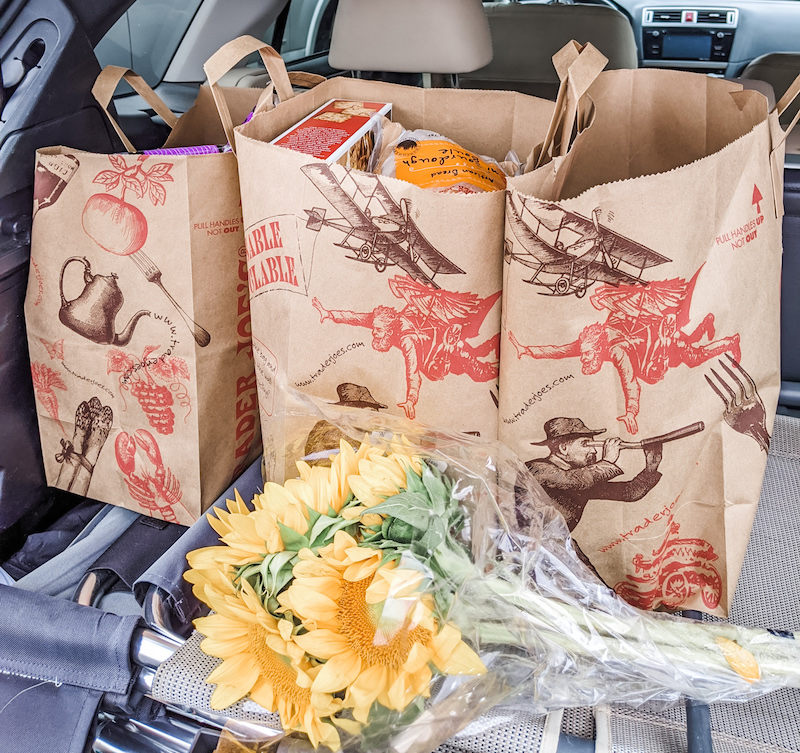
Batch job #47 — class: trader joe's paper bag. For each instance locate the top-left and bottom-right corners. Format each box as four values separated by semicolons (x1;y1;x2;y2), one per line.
501;59;796;616
233;75;555;481
24;64;266;523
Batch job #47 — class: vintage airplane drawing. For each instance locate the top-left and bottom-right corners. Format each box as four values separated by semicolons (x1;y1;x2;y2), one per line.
505;196;671;297
301;163;465;288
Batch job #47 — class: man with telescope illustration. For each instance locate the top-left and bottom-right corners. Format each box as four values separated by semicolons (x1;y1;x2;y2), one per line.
520;416;703;580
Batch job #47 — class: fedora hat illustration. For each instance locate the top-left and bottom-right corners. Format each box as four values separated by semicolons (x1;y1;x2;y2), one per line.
332;383;387;410
531;417;606;445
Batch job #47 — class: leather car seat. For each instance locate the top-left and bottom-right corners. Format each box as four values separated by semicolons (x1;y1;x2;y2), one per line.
459;1;638;100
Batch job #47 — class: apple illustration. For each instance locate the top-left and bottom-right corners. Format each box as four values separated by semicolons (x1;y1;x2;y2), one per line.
82;193;148;256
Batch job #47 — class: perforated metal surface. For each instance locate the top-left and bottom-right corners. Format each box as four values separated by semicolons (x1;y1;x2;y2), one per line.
438;708;546;753
562;707;596;741
151;630;283;729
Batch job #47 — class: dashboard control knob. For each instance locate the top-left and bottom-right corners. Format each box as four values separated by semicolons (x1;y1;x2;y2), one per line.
652;30;660;37
716;31;725;39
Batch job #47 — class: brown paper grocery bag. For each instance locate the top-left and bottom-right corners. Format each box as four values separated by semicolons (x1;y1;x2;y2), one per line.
24;62;269;523
502;44;800;615
226;46;555;481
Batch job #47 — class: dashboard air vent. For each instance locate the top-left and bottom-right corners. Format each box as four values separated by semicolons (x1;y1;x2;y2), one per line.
697;10;729;23
651;9;683;22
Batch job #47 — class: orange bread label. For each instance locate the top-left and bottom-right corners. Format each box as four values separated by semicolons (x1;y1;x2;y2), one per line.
393;139;507;192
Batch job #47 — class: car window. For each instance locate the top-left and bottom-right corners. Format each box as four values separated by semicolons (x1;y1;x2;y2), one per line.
265;0;339;63
94;0;204;87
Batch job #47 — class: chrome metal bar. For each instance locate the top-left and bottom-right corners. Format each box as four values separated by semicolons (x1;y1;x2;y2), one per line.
143;584;189;644
124;717;195;753
135;666;156;696
93;719;173;753
132;627;182;669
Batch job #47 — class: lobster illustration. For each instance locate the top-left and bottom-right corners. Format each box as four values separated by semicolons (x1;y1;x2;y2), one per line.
115;428;184;523
613;518;722;611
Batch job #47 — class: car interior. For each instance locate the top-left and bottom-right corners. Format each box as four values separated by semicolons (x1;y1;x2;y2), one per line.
1;0;800;751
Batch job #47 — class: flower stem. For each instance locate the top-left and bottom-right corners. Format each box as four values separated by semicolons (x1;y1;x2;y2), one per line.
439;543;800;699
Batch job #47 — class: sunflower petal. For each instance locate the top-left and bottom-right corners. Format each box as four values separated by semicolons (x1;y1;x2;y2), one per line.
431;635;486;675
209;682;248;710
311;651;363;693
206;652;259;690
295;629;352;661
346;664;387;722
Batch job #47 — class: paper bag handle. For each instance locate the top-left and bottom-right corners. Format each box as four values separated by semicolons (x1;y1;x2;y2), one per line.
92;66;180;154
529;41;608;172
204;35;294;154
771;70;800;151
249;70;327;118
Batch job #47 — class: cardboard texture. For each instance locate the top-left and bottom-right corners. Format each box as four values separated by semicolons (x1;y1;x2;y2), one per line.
501;49;795;615
24;66;264;523
233;75;556;482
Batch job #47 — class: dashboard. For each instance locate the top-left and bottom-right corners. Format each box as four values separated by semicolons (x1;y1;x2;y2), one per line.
612;0;800;76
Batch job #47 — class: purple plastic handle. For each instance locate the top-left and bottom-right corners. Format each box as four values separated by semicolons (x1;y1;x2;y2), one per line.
141;144;231;155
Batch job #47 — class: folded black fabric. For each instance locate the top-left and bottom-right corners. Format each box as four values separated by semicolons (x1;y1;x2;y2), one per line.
2;498;105;580
0;584;140;693
0;673;102;753
79;515;188;606
134;455;263;636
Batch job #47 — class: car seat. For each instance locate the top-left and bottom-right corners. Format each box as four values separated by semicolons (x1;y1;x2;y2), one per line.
738;54;800;413
459;1;638;100
740;54;800;133
327;0;492;83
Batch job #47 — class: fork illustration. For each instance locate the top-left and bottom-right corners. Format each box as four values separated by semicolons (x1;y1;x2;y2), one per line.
130;250;211;347
704;353;770;452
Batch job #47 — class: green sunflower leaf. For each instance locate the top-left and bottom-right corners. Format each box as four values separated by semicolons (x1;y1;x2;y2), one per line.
238;563;262;581
374;491;435;532
278;522;310;551
259;555;274;589
308;514;340;545
272;564;296;595
361;696;426;750
262;550;296;593
422;464;449;516
305;507;322;531
405;465;428;496
415;522;446;554
268;550;296;576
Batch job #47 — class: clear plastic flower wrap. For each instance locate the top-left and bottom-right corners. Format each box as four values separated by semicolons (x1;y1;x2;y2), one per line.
183;391;800;753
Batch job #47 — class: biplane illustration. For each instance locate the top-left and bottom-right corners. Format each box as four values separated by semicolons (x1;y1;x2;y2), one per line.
301;163;465;288
505;196;671;297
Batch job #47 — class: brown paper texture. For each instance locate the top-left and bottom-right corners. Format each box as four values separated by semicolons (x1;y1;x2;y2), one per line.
235;78;555;481
25;84;263;522
501;70;781;616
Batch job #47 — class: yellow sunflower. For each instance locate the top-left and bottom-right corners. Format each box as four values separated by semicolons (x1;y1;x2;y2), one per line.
289;440;365;514
183;550;238;605
194;579;342;749
198;490;302;570
279;531;485;724
342;442;424;523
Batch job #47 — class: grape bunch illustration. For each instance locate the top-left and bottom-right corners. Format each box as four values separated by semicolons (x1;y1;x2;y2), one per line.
128;379;175;433
107;346;190;435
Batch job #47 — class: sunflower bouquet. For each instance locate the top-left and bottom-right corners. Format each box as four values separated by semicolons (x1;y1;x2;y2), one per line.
183;426;800;753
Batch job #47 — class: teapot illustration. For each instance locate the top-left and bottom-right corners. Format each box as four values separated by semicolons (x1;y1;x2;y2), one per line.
59;257;150;346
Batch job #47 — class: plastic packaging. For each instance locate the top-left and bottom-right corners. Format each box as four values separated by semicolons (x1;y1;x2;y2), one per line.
376;122;521;194
182;391;800;753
